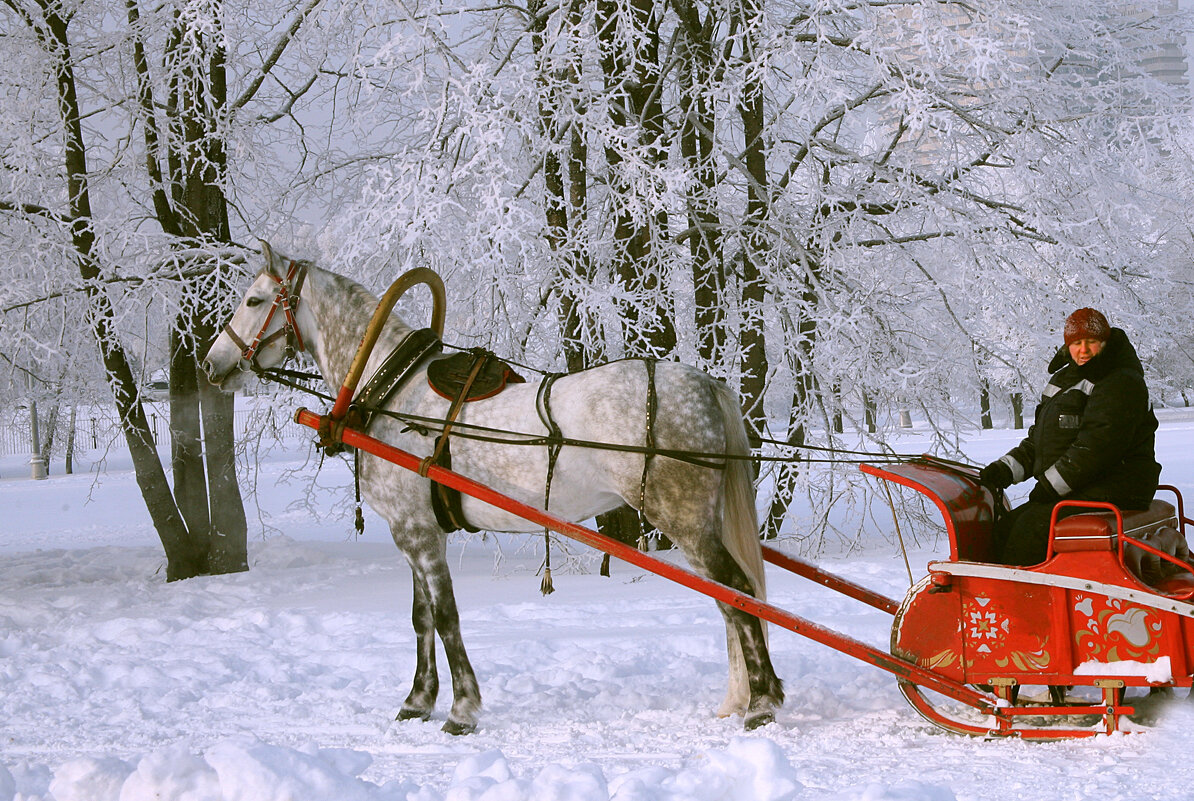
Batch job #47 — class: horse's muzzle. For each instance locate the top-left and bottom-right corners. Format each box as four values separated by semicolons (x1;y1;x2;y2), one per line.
201;354;239;390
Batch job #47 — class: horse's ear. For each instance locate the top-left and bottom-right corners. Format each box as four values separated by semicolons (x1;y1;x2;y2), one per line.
258;239;278;275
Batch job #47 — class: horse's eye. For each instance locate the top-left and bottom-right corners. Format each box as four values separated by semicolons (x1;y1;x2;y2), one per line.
246;297;264;307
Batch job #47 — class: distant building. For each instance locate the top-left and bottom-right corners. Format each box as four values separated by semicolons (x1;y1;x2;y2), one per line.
870;0;1189;168
1140;0;1188;89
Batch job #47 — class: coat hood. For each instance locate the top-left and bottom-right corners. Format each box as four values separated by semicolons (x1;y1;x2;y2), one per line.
1047;327;1143;378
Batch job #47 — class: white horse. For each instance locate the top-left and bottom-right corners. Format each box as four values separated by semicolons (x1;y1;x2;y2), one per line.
202;243;783;734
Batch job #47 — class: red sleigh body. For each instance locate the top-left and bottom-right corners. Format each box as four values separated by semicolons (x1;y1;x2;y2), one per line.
865;458;1194;736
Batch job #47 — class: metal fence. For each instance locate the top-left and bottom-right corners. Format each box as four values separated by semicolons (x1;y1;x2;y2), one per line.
0;403;309;458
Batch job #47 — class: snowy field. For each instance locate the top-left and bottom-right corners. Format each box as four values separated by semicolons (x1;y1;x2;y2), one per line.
6;410;1194;800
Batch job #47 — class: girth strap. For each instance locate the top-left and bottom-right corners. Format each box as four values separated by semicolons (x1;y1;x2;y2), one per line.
419;351;491;534
425;437;479;534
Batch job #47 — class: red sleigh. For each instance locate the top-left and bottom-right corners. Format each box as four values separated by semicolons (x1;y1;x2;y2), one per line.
864;457;1194;737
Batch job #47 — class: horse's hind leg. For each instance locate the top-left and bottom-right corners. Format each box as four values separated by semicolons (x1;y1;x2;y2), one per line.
665;523;784;729
396;572;438;722
715;596;783;729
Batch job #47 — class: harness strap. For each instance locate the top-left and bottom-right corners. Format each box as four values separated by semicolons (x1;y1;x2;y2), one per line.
419;353;488;477
222;321;252;356
263;260;307;359
353;450;365;537
284;261;308;355
353;328;442;431
425;437;479;534
317;328;439;455
536;374;565;514
638;359;658;546
226;259;308;365
420;352;488;534
536;373;564;594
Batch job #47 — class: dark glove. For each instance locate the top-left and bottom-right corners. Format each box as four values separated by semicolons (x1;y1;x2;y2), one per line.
978;460;1014;490
1028;480;1060;505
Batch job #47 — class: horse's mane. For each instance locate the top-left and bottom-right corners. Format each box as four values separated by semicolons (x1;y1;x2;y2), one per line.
305;261;416;343
318;264;379;308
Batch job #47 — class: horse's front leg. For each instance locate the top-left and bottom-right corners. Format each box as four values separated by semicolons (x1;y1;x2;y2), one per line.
411;545;482;735
396;569;438;722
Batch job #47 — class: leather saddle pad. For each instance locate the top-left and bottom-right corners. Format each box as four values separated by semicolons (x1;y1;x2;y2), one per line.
427;348;526;402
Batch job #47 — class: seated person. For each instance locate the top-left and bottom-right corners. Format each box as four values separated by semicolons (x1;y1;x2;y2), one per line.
979;308;1160;565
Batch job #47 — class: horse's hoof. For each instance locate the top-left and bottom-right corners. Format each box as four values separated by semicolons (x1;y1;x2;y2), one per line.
441;720;477;736
396;708;431;722
744;711;774;731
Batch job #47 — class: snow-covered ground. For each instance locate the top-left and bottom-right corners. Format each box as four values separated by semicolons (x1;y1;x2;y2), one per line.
6;411;1194;801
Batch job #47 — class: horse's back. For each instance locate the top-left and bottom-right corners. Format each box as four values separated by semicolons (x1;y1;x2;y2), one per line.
549;360;729;448
446;359;735;530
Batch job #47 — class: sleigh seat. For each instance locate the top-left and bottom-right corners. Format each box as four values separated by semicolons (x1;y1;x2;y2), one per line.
1050;500;1194;596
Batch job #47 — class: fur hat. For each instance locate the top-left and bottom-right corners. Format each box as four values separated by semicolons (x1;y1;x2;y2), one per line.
1063;307;1111;346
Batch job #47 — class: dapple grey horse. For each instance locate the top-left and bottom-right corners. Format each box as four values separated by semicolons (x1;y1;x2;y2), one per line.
202;242;783;734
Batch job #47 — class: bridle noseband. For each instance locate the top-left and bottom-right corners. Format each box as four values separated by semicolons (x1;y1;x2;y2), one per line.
223;259;308;366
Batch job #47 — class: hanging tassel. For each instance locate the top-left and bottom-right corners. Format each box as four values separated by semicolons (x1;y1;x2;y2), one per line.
636;503;649;552
539;531;555;595
353;451;365;538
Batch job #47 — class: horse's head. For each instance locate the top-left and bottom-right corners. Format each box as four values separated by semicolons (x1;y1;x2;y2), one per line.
202;241;309;391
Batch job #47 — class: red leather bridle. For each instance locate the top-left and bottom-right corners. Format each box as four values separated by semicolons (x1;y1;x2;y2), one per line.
222;259;308;366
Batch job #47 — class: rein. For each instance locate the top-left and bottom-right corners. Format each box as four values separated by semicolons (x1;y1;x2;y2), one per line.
252;363;920;467
224;265;921;468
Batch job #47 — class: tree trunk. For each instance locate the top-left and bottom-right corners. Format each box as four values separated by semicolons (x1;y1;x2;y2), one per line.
201;379;248;572
46;6;205;581
736;0;770;445
764;303;816;539
134;0;248;574
532;0;598;373
676;10;727;369
170;322;212;542
764;396;805;541
41;404;59;475
832;382;844;434
1012;392;1024;429
65;406;76;475
597;0;675;357
980;383;993;429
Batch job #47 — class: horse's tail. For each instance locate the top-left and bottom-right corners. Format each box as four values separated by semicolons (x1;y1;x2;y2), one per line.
712;381;766;602
712;380;768;718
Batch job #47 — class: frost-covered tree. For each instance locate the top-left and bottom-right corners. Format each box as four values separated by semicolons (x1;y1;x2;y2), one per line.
0;0;214;579
3;0;1192;554
305;0;1193;541
0;0;331;577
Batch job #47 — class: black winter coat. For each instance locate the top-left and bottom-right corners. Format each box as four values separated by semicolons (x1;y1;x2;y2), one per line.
996;327;1160;509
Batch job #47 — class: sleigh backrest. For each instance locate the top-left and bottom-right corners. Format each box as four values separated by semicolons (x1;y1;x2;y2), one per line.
1049;500;1194;595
